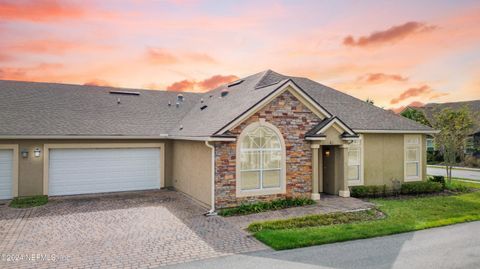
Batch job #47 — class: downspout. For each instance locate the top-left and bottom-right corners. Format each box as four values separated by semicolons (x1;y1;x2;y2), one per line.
205;141;217;216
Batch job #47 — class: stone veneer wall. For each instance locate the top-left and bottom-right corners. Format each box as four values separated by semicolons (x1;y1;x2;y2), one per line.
214;90;322;208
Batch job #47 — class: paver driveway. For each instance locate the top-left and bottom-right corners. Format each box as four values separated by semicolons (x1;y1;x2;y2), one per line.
0;190;266;269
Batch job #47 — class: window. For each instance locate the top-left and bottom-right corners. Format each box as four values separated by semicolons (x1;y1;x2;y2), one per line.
426;137;435;151
465;136;474;154
237;121;286;196
404;135;422;181
347;137;363;186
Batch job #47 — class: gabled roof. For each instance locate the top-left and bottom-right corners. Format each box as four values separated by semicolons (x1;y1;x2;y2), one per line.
0;70;435;139
305;116;357;138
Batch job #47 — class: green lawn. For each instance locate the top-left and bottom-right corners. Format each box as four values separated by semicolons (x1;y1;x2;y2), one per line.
253;181;480;250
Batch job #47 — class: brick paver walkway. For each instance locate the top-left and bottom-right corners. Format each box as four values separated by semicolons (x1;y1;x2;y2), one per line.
224;194;375;229
0;190;266;269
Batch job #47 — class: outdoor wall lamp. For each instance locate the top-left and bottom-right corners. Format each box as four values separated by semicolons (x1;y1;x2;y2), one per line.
34;148;41;157
325;149;331;157
21;149;28;158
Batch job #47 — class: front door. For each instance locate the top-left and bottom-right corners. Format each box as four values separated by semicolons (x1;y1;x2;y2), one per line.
322;146;336;194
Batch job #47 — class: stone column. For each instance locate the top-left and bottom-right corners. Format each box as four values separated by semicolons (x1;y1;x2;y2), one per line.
311;144;320;200
338;144;350;197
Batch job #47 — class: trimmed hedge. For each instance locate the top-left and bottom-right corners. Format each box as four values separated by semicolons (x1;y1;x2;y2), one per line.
351;181;443;198
350;185;390;198
218;197;315;217
400;181;443;195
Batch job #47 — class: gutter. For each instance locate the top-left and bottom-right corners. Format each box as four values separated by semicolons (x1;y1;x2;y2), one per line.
354;130;440;134
0;135;236;142
204;141;217;216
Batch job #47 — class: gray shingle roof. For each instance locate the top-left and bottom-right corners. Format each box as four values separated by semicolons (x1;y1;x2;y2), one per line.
415;100;480;134
0;70;434;138
0;80;201;136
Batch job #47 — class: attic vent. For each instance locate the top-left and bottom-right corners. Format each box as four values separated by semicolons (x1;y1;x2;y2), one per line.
109;90;140;96
220;89;229;97
200;105;208;110
227;80;244;87
177;94;184;102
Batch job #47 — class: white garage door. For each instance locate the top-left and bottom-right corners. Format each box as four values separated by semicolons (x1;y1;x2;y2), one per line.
0;149;13;200
49;148;161;196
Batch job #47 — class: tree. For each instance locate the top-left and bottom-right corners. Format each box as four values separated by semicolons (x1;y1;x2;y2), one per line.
433;106;473;182
401;108;431;127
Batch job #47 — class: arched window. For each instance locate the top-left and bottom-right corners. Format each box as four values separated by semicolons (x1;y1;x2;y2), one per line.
237;121;286;195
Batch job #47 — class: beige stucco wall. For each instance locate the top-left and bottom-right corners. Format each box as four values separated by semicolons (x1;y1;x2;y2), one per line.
172;140;212;206
363;133;427;187
0;139;172;197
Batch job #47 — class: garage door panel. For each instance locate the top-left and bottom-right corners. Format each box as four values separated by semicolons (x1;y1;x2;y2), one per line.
49;148;161;196
0;149;13;199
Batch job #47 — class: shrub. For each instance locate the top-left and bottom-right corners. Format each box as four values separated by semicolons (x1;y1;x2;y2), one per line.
400;181;443;195
218;197;315;217
350;185;388;198
444;181;470;193
428;175;446;188
10;195;48;208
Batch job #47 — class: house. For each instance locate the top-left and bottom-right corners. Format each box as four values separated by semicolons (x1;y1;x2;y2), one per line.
0;70;435;211
402;100;480;155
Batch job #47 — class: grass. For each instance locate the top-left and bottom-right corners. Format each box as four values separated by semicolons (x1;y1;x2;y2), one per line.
253;180;480;250
248;209;380;233
10;195;48;208
451;178;480;190
218;197;315;216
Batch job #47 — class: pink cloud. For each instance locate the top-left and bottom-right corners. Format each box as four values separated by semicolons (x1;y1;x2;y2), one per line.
0;0;84;22
344;21;437;47
197;75;238;90
83;79;112;87
146;48;179;65
390;85;432;104
358;73;408;83
166;74;238;92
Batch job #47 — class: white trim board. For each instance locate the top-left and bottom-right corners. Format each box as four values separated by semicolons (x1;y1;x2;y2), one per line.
314;117;355;136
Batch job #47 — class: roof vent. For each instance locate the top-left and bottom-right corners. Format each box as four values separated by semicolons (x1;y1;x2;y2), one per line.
168;101;171;106
177;94;184;102
227;80;244;87
176;101;180;108
117;98;121;104
220;89;229;97
200;98;204;103
109;90;140;96
200;105;208;110
179;125;183;130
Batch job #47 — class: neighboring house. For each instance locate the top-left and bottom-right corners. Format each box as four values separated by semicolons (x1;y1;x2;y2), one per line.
0;70;434;211
402;100;480;155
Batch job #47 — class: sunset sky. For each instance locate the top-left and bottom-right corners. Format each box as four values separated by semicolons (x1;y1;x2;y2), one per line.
0;0;479;111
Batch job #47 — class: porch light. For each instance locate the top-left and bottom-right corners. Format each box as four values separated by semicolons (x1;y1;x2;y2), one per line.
325;149;330;157
34;148;41;157
21;149;28;158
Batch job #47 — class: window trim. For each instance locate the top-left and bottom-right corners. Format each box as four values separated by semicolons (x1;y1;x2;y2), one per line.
347;135;364;186
404;135;423;182
236;120;287;197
